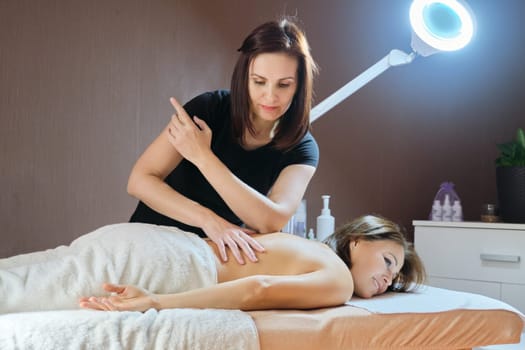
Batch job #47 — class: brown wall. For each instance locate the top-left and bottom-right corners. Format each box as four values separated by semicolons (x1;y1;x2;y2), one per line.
1;0;523;257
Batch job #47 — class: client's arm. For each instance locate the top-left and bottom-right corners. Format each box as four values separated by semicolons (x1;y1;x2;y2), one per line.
79;265;353;312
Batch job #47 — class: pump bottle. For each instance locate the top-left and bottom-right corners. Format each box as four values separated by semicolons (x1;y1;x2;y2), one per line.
442;194;452;221
452;200;463;222
293;199;307;238
316;195;335;241
431;200;442;221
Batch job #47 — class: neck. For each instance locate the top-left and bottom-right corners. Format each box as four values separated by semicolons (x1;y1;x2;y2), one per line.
242;117;278;150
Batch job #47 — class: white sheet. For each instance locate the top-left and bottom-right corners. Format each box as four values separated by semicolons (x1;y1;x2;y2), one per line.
347;285;525;325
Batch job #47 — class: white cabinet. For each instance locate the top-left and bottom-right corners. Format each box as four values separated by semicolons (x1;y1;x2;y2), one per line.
413;220;525;314
414;220;525;349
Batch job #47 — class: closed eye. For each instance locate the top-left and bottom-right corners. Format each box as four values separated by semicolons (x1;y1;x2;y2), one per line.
384;256;400;280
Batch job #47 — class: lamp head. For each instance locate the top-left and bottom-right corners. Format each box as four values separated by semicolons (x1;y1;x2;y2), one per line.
409;0;475;57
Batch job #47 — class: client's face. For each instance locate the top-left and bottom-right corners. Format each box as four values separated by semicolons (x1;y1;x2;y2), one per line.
349;239;404;298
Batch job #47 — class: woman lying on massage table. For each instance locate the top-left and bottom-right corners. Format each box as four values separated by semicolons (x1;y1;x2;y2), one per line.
79;214;425;312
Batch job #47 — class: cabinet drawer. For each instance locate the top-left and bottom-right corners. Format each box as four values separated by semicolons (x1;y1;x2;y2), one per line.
501;283;525;314
425;276;501;300
415;226;525;284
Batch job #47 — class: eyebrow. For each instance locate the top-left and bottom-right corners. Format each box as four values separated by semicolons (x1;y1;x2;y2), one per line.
250;73;296;81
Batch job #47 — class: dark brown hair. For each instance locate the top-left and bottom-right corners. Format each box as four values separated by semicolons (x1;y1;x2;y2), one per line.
230;17;318;151
323;214;426;292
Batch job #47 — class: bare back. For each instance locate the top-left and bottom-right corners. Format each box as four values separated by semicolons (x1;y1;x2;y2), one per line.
205;233;349;283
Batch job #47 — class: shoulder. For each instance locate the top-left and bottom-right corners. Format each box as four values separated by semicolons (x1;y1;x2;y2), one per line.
184;90;230;109
280;131;319;168
297;132;319;154
183;90;231;124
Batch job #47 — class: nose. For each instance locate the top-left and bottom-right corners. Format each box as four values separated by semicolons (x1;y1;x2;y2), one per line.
264;84;278;102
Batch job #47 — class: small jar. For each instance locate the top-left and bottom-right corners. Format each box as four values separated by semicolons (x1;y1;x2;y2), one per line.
480;204;499;222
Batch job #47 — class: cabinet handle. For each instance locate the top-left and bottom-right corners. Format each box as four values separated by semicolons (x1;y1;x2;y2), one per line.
480;254;520;263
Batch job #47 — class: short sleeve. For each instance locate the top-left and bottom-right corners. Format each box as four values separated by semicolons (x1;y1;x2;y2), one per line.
182;90;230;129
281;132;319;168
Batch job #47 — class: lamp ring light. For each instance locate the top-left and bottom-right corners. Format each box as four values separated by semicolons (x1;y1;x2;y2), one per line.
310;0;476;123
410;0;475;56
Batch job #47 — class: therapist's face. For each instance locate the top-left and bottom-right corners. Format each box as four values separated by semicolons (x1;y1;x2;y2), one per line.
248;52;298;125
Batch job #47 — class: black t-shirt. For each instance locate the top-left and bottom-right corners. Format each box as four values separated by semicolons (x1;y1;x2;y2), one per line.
130;90;319;237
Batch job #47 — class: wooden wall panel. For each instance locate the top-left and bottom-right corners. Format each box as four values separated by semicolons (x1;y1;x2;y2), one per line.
1;0;524;256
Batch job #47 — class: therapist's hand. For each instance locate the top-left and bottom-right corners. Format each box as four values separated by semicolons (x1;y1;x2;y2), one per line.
167;97;213;167
203;215;265;265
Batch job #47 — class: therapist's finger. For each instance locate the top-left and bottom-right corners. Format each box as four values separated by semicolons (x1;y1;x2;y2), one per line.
239;231;265;252
169;97;191;123
214;239;228;262
234;233;258;263
224;235;245;265
170;113;183;130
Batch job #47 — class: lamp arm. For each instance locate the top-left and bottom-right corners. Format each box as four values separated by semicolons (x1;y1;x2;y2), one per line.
310;49;416;123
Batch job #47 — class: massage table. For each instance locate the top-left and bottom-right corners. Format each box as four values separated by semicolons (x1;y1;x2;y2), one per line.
0;285;523;349
252;286;525;350
1;223;523;349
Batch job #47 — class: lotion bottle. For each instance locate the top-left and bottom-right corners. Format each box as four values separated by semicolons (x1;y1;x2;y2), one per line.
316;195;335;241
307;228;315;240
442;194;452;221
431;200;442;221
452;200;463;222
293;199;307;238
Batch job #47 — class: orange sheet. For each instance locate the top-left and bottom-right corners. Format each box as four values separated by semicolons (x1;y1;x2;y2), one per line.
250;305;524;350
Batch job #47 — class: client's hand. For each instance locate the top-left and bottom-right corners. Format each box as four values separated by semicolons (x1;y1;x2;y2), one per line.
79;283;159;312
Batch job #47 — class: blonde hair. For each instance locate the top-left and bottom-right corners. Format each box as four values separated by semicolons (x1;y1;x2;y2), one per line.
323;214;426;292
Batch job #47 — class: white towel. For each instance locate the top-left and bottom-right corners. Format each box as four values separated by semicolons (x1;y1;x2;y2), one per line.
0;308;259;350
0;223;260;350
0;223;217;313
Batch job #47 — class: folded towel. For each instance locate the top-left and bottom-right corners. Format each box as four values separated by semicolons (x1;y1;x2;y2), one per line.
0;308;259;350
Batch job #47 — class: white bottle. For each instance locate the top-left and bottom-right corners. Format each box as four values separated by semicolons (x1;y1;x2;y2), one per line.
452;200;463;222
282;215;295;234
293;199;307;238
442;194;452;221
431;200;442;221
307;228;315;240
316;195;335;241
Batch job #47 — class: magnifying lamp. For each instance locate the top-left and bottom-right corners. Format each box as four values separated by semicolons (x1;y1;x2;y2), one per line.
310;0;475;123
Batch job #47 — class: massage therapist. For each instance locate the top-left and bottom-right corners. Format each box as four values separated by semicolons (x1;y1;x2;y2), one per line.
128;18;319;265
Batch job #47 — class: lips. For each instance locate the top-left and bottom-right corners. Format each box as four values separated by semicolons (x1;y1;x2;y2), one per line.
260;104;279;112
373;277;385;295
373;278;380;294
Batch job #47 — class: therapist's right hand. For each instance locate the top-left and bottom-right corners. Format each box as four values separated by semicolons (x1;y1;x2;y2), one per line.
202;216;265;265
